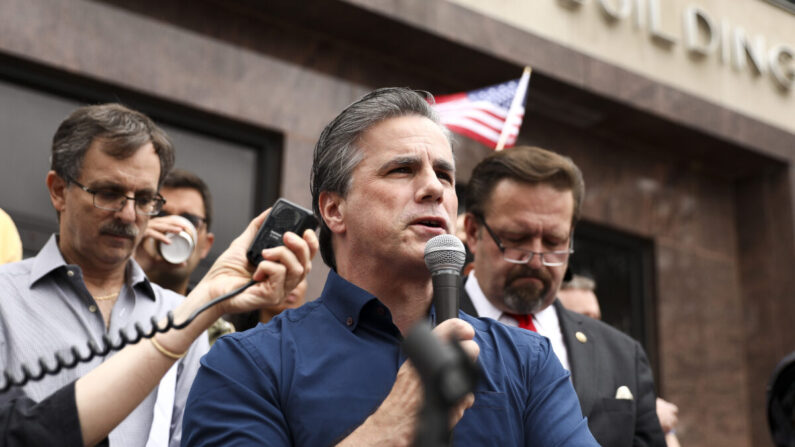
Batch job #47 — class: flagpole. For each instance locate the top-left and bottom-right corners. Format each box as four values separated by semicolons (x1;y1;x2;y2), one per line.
495;66;532;151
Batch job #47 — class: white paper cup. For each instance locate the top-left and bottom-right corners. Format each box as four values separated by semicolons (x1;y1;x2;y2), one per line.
158;215;198;264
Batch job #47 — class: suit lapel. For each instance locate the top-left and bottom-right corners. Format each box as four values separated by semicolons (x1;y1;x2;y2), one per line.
555;300;599;416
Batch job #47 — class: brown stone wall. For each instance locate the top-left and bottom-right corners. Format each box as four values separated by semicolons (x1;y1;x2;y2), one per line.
736;167;795;447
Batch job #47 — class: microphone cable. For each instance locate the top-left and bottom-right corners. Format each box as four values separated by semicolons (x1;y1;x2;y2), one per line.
0;279;257;393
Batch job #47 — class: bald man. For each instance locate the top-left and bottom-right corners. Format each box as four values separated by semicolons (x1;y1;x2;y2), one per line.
558;275;601;320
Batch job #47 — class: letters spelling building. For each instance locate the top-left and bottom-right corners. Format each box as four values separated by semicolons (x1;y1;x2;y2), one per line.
0;1;792;445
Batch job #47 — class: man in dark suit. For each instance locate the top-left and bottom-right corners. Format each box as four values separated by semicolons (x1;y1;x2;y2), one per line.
459;145;666;447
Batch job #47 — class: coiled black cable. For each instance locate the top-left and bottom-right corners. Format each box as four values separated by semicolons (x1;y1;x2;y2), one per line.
0;279;257;393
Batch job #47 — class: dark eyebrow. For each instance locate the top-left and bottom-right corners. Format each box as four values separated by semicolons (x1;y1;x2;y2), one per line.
497;226;568;244
85;180;121;191
384;155;419;167
433;158;455;176
543;234;569;246
88;181;157;197
379;155;455;177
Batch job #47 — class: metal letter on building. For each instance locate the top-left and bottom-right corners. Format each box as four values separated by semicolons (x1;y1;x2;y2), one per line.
558;0;587;9
733;27;768;75
598;0;632;21
648;0;677;47
768;44;795;90
720;19;732;65
683;5;718;57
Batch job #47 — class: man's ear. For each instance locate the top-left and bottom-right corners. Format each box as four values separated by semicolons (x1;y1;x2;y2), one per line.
46;171;67;213
318;191;345;235
464;213;480;256
198;232;215;259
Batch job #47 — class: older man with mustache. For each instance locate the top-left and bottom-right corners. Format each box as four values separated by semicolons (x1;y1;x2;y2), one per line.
0;103;207;447
459;145;666;447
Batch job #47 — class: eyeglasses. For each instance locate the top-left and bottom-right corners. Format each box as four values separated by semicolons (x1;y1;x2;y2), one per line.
68;178;165;216
156;211;207;230
476;215;573;267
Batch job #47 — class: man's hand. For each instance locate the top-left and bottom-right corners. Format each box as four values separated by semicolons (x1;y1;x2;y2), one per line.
190;208;318;317
135;214;195;270
337;318;479;447
656;397;679;434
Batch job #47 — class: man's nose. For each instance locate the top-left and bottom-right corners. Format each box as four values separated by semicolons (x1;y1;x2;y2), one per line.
415;168;445;203
524;238;546;269
115;199;138;222
527;251;545;269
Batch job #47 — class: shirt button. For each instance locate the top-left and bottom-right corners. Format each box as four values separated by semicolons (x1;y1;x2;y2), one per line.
346;317;353;326
88;304;98;313
67;270;74;277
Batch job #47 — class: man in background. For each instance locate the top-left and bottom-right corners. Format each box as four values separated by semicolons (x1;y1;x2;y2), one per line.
460;145;666;447
134;170;235;344
558;274;601;320
135;169;215;296
0;104;207;447
135;170;316;343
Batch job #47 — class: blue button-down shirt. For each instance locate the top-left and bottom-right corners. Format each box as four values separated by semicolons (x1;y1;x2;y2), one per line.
183;269;597;446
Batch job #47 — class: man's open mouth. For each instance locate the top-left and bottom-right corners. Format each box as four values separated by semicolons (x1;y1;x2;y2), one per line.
415;219;444;228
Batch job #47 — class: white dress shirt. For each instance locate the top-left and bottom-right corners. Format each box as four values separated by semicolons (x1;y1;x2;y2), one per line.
465;271;571;372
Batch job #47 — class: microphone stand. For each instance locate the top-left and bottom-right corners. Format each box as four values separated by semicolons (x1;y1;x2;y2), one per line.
402;322;479;447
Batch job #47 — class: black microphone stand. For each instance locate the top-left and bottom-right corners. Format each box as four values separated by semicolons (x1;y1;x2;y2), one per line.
402;322;480;447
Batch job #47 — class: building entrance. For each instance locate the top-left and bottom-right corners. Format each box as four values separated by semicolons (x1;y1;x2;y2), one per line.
570;220;658;375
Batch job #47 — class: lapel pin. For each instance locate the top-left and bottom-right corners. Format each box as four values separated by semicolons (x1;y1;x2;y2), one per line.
575;331;587;343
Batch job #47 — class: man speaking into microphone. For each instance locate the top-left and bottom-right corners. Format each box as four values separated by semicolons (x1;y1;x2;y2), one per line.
182;88;598;446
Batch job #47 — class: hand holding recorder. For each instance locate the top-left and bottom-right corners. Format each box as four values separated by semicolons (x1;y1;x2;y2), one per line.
78;202;317;446
2;200;318;447
180;199;319;331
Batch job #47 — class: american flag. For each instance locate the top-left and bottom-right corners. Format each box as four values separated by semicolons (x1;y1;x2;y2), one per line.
432;68;531;150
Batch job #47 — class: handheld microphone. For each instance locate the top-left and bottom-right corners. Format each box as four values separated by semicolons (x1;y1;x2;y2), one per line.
424;234;466;325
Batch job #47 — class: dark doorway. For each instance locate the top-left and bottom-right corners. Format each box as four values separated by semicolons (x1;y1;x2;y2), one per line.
569;220;659;377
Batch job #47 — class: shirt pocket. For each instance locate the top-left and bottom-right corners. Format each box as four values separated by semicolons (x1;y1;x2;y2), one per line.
471;390;508;409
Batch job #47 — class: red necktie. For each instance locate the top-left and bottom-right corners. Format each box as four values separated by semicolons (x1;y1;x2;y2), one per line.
509;313;537;332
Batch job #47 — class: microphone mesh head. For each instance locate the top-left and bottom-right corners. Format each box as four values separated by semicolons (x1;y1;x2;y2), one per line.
424;234;466;274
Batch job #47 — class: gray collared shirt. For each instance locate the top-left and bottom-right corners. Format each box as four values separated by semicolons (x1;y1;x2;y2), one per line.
0;235;209;447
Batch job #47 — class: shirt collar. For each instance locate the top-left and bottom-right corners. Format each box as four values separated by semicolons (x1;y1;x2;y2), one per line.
464;271;503;321
532;302;560;334
320;269;380;331
29;234;156;300
127;256;156;298
29;235;69;287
